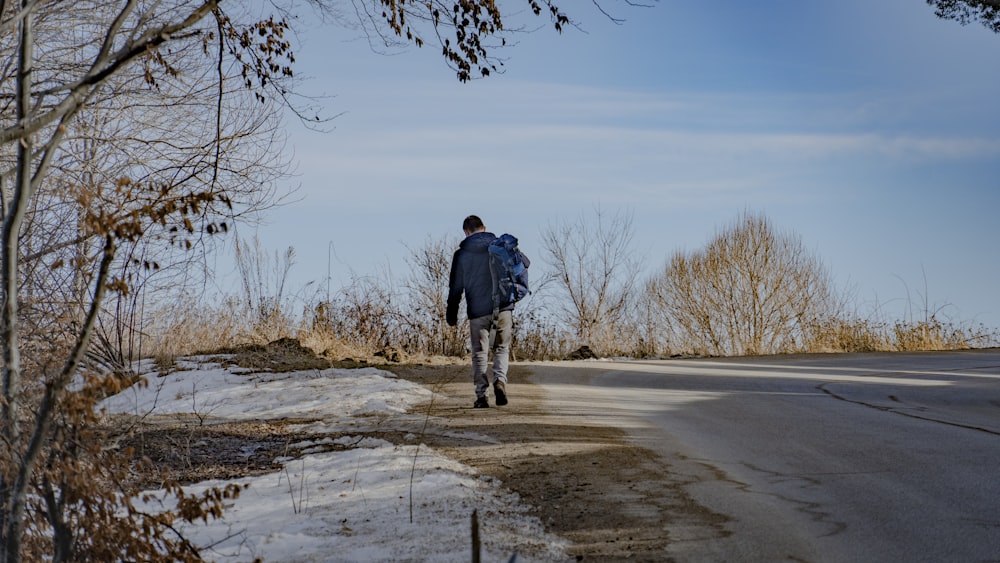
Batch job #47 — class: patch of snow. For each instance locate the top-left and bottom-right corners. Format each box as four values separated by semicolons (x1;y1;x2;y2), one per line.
102;360;567;562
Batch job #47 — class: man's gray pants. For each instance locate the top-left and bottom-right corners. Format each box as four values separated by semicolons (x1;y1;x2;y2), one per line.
469;310;511;399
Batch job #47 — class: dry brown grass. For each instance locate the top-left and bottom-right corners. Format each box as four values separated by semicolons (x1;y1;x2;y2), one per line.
800;316;893;353
800;315;996;354
141;299;244;364
891;318;989;351
296;326;371;362
144;296;998;366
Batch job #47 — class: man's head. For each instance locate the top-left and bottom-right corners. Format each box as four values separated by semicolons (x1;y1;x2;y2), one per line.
462;215;485;236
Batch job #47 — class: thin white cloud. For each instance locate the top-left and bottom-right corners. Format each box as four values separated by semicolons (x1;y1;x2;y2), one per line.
297;120;1000;181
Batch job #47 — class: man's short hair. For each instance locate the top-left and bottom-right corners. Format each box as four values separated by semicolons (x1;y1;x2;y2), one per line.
462;215;485;233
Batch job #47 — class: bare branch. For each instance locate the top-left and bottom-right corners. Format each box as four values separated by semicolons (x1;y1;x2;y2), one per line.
0;1;220;145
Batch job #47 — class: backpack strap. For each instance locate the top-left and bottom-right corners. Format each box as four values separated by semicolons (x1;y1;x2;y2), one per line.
488;247;500;349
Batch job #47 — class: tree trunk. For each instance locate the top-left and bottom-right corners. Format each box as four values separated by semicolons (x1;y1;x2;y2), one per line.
2;4;35;559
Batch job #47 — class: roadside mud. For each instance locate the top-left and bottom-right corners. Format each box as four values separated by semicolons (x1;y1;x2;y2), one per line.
392;363;730;562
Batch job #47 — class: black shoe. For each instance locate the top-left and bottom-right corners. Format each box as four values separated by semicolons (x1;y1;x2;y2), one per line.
494;381;508;406
473;397;489;408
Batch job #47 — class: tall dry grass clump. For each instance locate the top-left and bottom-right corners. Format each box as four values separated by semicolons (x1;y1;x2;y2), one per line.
511;308;571;360
233;237;297;345
798;314;998;353
140;297;245;361
891;317;992;351
799;315;893;353
307;274;404;358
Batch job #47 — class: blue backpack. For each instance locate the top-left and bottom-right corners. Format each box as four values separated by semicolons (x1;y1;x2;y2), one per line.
488;233;529;309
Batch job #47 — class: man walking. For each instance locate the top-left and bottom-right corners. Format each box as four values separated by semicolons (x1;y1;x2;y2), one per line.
446;215;526;408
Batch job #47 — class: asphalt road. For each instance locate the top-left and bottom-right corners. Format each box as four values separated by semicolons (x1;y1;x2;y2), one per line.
528;350;1000;562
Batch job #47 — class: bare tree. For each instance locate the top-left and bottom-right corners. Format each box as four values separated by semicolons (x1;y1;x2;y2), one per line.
19;6;291;374
649;211;838;357
540;207;641;354
0;2;302;560
402;234;466;356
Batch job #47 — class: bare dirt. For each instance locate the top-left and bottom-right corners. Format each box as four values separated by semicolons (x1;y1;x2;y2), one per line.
391;363;730;562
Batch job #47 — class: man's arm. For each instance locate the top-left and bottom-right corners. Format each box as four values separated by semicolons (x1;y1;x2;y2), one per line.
446;251;463;326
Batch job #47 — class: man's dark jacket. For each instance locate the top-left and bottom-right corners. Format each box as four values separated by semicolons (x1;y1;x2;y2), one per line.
447;231;497;325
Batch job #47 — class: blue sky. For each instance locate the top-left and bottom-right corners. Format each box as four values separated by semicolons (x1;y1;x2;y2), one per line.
240;0;1000;330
